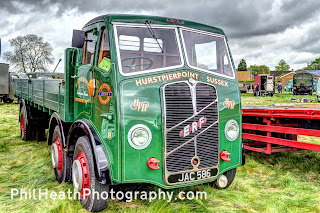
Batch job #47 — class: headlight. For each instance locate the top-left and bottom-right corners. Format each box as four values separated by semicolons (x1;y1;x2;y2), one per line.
128;124;152;150
225;120;239;141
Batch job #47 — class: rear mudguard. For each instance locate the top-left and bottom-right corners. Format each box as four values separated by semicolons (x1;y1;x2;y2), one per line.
19;99;28;126
48;112;66;147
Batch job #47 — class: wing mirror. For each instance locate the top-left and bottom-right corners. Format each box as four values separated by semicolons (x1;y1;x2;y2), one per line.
72;30;85;48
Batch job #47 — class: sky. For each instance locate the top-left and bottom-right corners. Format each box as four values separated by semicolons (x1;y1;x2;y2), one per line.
0;0;320;73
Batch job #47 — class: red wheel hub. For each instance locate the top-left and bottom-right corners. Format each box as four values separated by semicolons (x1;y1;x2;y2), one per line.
54;137;63;173
20;114;24;136
77;152;90;198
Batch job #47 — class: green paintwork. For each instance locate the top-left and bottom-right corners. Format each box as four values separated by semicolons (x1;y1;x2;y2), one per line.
14;14;242;189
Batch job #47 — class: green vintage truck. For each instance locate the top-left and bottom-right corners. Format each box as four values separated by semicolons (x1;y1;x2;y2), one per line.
14;14;244;211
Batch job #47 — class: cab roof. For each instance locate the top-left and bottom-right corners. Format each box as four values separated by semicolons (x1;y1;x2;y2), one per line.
84;14;226;36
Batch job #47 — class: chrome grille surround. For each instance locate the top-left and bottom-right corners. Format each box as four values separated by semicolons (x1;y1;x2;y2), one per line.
162;80;219;185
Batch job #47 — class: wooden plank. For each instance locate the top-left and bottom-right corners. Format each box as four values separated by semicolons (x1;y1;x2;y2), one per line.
243;123;320;137
242;133;320;152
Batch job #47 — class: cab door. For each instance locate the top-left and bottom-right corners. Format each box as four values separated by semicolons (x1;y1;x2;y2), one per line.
74;30;98;119
266;76;274;92
90;27;114;137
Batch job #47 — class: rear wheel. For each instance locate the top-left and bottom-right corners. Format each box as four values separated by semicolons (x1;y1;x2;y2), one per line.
73;136;108;212
20;105;34;141
212;168;236;189
51;125;72;183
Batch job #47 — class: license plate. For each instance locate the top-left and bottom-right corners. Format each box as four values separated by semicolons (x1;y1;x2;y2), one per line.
168;168;218;184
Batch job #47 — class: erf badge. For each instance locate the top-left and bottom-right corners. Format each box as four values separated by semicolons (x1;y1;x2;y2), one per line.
98;83;112;105
223;98;236;109
130;99;149;112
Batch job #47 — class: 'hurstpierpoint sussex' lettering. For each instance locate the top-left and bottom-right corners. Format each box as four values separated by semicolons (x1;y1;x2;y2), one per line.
207;76;229;87
136;72;199;86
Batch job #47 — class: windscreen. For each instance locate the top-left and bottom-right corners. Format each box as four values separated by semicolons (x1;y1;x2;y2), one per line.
116;26;182;74
182;30;234;78
294;73;313;86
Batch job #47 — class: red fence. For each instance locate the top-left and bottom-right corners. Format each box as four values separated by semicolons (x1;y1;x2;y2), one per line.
242;107;320;154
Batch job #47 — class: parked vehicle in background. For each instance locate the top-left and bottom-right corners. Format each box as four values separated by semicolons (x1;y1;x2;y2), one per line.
313;79;318;92
254;75;275;96
317;78;320;102
0;63;27;103
238;82;247;93
0;64;10;103
14;14;244;212
292;72;313;95
285;79;293;91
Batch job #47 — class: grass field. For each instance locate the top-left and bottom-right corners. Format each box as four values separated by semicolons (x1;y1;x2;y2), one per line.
0;92;319;212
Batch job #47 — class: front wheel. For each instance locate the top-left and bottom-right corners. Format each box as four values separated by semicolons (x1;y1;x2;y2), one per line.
317;95;320;102
211;168;236;189
72;136;109;212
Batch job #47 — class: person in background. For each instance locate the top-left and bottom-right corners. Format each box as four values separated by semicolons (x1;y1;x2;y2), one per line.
255;83;260;97
278;82;282;93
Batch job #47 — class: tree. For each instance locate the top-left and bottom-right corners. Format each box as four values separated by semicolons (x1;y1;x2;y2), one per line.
3;34;54;73
237;59;247;71
275;59;290;71
304;57;320;70
248;64;270;75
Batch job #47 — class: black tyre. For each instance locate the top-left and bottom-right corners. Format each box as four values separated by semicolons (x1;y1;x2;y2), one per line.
51;125;72;183
317;95;320;102
19;105;34;141
4;98;13;103
73;136;109;212
35;126;46;141
212;168;236;189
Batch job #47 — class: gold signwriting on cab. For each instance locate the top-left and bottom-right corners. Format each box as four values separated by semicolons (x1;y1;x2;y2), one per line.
130;99;150;112
223;98;236;109
135;72;199;86
207;77;229;87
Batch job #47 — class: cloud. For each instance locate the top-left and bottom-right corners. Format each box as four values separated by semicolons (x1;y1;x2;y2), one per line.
0;0;319;71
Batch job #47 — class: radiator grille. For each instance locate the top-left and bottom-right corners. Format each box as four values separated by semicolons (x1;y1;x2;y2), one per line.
164;81;219;175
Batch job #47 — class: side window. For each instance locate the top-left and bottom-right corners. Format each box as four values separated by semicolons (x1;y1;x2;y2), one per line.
82;31;97;65
97;28;110;70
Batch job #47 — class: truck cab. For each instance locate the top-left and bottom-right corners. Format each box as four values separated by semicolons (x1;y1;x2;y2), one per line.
15;14;243;212
254;75;275;96
293;71;314;95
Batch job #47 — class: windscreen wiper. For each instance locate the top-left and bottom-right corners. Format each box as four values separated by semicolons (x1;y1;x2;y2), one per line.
145;20;164;53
